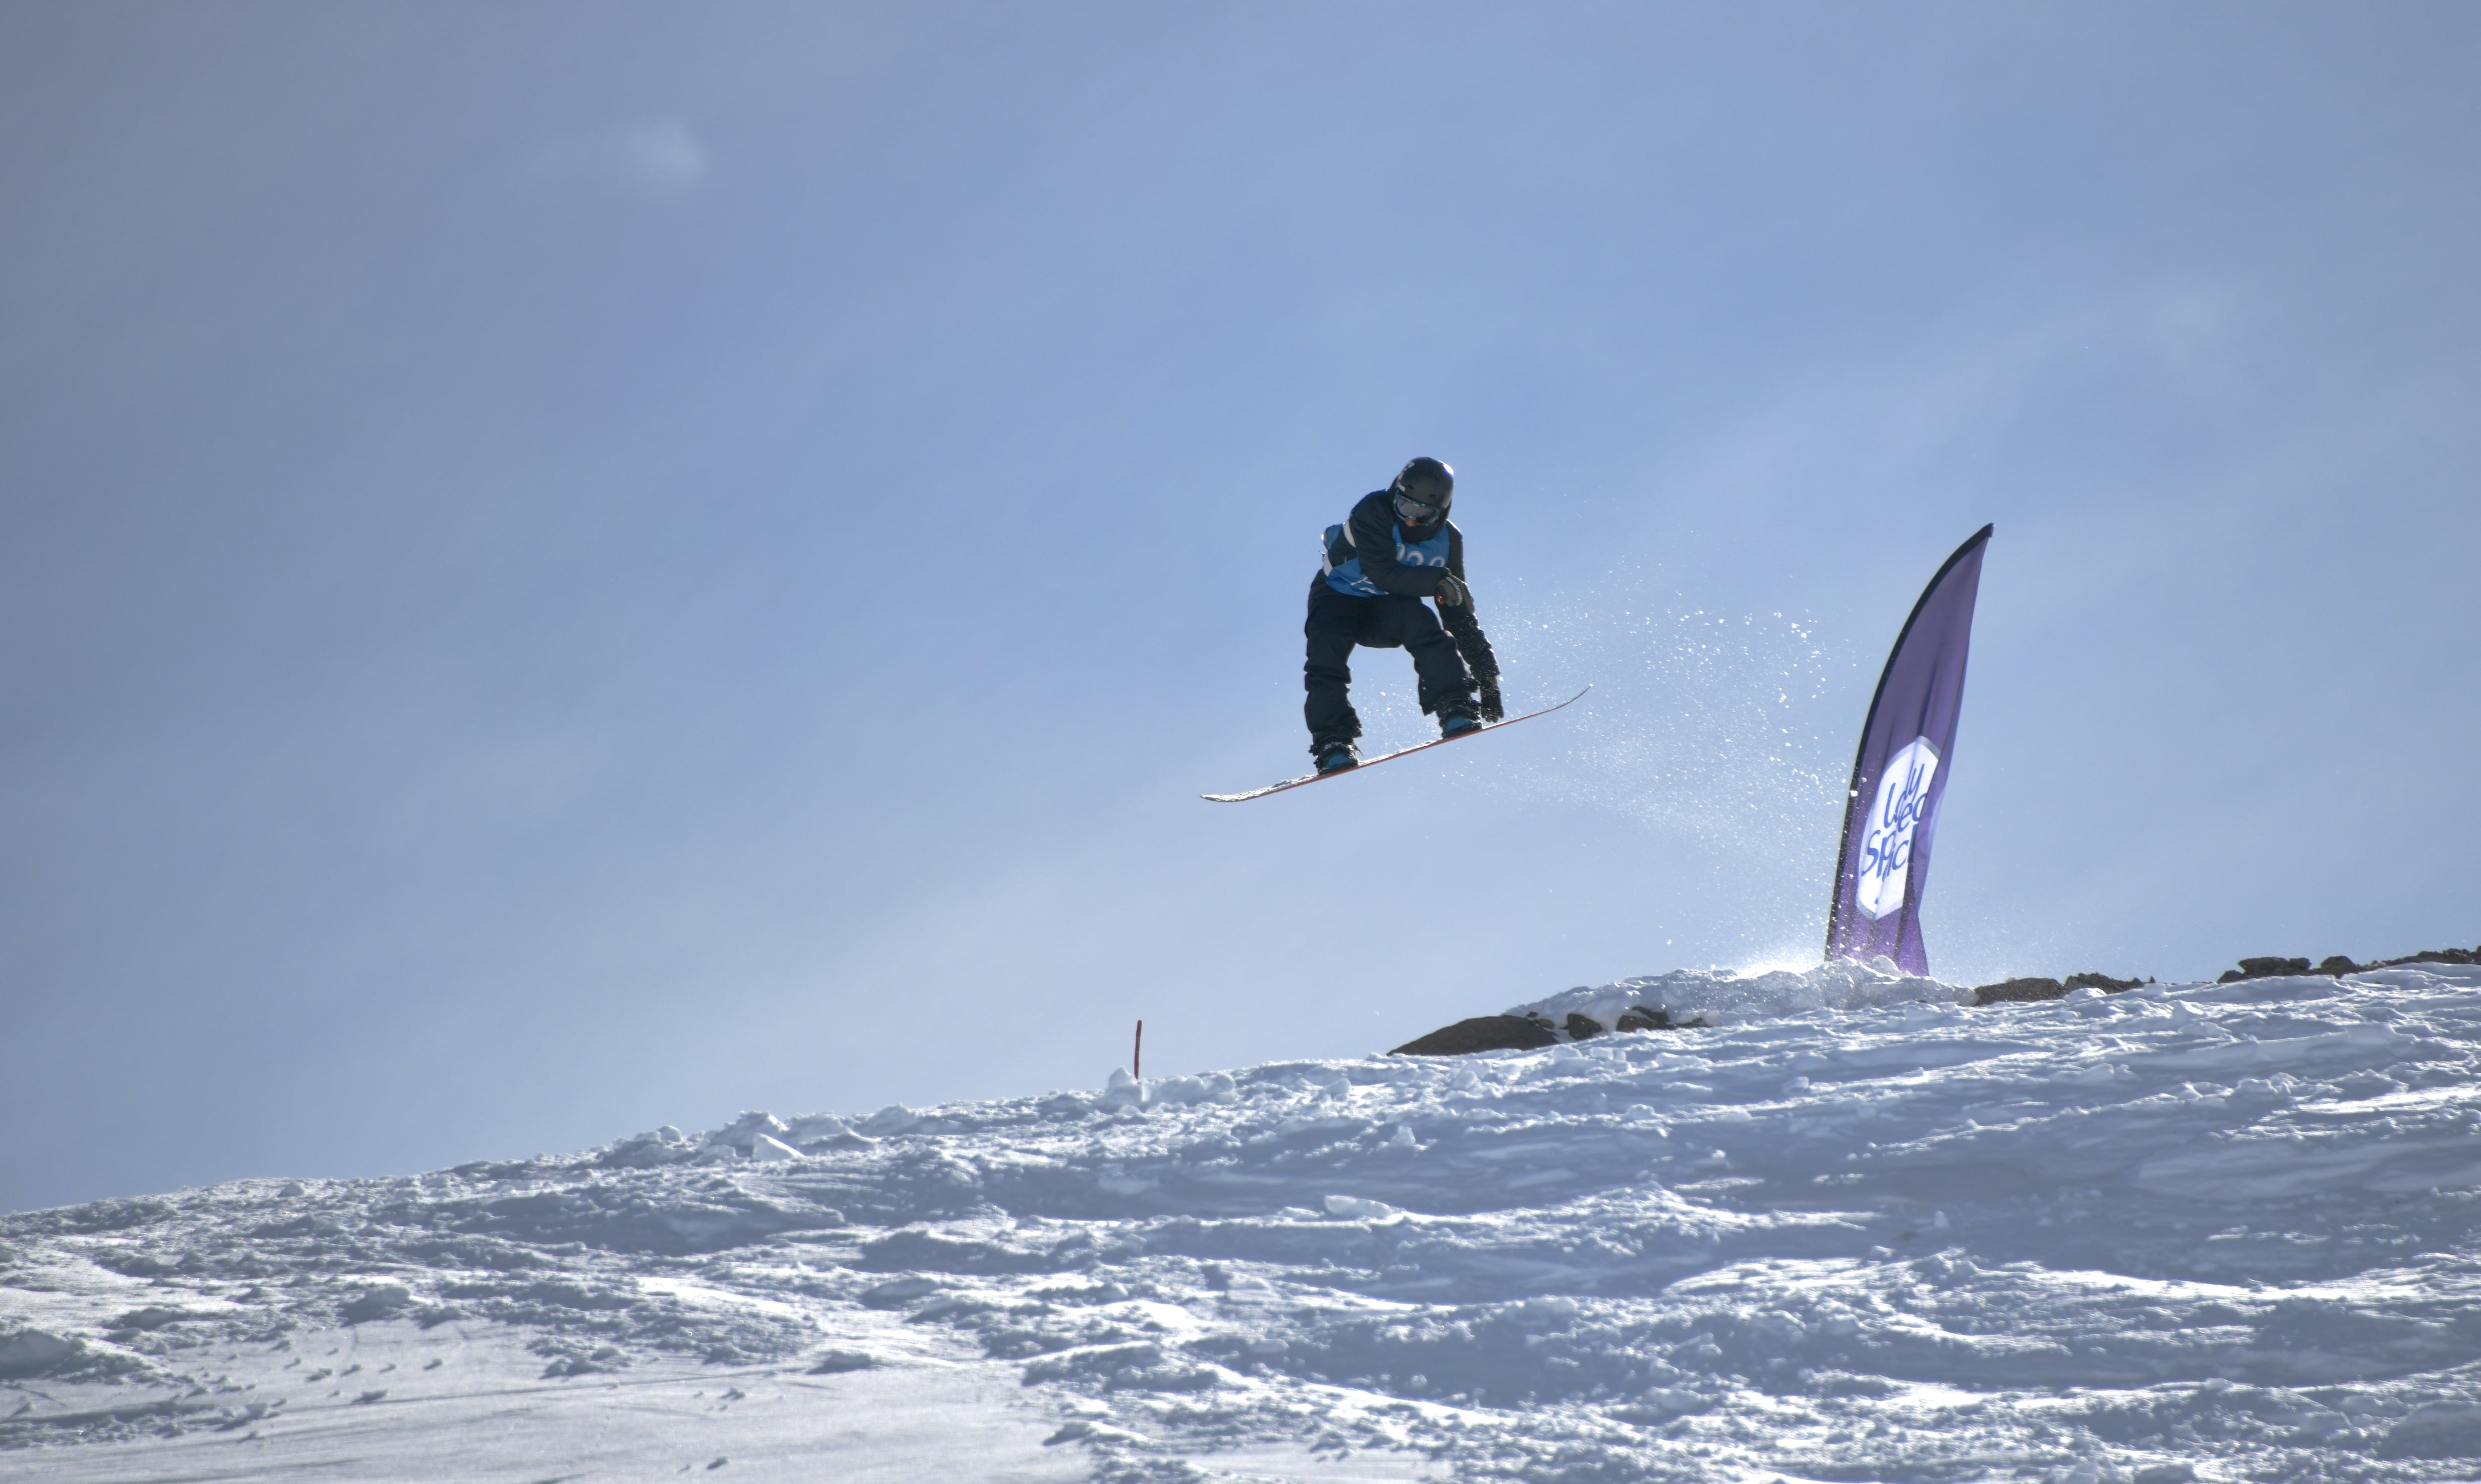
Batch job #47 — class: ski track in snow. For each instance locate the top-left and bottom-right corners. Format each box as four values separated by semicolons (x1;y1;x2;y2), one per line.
8;964;2481;1482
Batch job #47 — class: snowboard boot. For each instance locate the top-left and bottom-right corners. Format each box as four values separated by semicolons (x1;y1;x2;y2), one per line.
1438;708;1481;739
1315;741;1360;774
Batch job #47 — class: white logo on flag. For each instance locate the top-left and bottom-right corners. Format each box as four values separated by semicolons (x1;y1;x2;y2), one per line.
1856;736;1939;920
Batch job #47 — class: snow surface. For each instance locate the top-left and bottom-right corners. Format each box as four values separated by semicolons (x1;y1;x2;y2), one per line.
9;963;2481;1482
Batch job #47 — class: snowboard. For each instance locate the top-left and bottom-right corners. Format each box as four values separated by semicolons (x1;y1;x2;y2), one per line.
1203;687;1589;803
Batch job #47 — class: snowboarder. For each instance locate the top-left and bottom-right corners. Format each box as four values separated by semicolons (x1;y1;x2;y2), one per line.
1305;456;1502;774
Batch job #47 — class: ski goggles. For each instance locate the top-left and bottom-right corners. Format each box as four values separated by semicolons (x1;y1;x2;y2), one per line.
1392;492;1447;524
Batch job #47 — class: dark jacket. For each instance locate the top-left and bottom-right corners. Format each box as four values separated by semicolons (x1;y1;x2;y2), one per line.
1319;490;1500;683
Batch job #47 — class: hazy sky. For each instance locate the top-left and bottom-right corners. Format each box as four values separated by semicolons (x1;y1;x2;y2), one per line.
5;2;2477;1214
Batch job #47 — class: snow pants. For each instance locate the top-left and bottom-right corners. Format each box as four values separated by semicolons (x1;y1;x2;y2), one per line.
1303;579;1475;754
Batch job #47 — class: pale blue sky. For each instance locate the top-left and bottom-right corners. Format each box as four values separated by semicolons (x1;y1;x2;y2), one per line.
4;2;2476;1213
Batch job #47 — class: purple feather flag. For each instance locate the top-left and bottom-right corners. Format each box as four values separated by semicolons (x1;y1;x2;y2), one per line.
1825;525;1992;975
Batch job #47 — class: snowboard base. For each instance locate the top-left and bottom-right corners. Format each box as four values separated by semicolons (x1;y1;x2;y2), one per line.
1203;687;1589;803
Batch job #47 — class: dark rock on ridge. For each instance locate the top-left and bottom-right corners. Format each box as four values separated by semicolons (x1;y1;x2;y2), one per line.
2371;946;2480;970
1974;971;2146;1001
1396;943;2477;1054
2218;947;2480;983
1393;1006;1685;1056
1975;977;2065;1005
1391;1015;1559;1057
2221;956;2311;983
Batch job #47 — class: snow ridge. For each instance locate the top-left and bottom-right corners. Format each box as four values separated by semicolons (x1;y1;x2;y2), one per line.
7;964;2481;1482
1509;954;1971;1033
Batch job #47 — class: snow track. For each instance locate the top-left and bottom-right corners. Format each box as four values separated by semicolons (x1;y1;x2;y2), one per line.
8;964;2481;1481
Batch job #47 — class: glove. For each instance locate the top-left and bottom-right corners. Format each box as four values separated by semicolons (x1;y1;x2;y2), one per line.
1478;679;1505;724
1433;572;1468;607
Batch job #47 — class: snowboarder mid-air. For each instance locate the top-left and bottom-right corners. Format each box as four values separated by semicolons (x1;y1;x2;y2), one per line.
1305;456;1502;774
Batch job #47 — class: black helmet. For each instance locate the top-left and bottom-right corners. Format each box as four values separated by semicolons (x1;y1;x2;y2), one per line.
1390;456;1453;525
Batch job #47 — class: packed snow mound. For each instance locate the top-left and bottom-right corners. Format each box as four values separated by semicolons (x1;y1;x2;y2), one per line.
1511;954;1970;1033
7;965;2481;1483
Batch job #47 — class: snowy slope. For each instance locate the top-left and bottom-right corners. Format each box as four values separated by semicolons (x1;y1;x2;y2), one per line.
8;962;2481;1482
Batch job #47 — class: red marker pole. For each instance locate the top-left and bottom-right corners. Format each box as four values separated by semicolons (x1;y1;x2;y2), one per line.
1133;1020;1143;1080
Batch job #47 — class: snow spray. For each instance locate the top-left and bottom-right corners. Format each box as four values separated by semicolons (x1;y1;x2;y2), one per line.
1465;578;1854;959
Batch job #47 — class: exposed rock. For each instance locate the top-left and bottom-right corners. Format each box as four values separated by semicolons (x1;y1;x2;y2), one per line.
1974;977;2065;1005
1390;1015;1560;1057
2219;957;2311;983
1400;942;2477;1051
2215;948;2480;983
2367;946;2480;971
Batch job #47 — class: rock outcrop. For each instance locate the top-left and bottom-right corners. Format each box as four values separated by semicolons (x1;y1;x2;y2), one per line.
2219;947;2479;983
1389;1015;1560;1056
1391;944;2477;1056
1393;1004;1686;1055
2220;956;2311;983
1974;977;2065;1004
